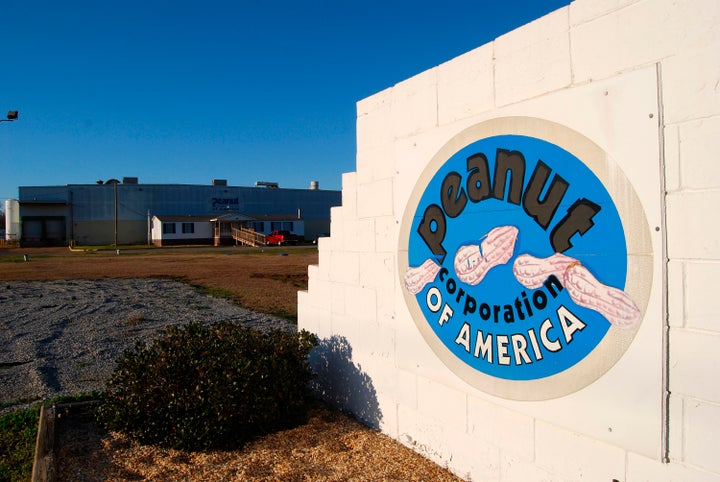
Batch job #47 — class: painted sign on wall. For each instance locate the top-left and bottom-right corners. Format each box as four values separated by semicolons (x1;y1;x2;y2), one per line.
399;118;652;400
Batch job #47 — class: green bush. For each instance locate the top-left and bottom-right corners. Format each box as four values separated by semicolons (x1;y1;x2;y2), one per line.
97;321;318;451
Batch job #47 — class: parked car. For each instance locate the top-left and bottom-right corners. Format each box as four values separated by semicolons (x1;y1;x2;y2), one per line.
266;230;300;246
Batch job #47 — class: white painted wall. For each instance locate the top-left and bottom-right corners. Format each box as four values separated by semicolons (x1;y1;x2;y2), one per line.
298;0;720;479
150;217;213;243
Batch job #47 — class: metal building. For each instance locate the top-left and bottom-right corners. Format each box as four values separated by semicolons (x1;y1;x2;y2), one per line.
16;178;340;246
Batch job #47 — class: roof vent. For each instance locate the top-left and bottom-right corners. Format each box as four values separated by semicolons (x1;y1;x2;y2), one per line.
212;179;227;186
123;177;139;184
255;181;279;189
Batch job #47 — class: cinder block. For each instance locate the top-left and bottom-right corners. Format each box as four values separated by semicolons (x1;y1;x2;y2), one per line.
328;217;346;253
684;262;720;332
356;85;392;117
627;450;720;482
668;393;684;462
357;97;393;151
375;393;398;438
396;369;418;409
437;43;494;125
685;399;720;473
417;377;467;432
329;251;360;285
414;410;456;466
359;252;395;290
660;4;720;124
501;453;575;482
362;321;395;360
392;124;463;212
356;144;395;184
344;284;377;324
663;47;720;124
374;215;399;254
467;395;535;461
357;178;394;219
569;0;642;26
330;282;346;317
447;432;500;482
342;217;376;252
678;117;720;190
341;172;357;219
535;421;626;481
317;236;332;276
495;8;571;106
666;191;720;260
571;0;676;83
397;403;420;448
375;281;396;325
664;124;681;193
670;328;720;402
393;312;453;380
390;69;438;139
306;270;332;298
297;291;332;338
667;260;685;328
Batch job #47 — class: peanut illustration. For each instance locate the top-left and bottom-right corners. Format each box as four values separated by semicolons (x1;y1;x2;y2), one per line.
404;258;441;295
454;225;519;286
512;252;575;289
563;263;641;328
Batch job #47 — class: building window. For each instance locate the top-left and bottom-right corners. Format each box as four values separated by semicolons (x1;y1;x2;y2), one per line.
271;221;281;231
253;221;264;232
282;221;294;231
162;223;176;234
182;222;194;234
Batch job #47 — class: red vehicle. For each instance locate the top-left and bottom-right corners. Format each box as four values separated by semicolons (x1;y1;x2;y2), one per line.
265;230;300;246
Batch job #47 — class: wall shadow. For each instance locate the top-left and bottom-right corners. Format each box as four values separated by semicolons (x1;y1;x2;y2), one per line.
308;335;383;429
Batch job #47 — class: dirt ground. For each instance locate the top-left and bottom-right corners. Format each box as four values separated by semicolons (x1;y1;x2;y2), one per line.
0;245;313;319
1;245;464;481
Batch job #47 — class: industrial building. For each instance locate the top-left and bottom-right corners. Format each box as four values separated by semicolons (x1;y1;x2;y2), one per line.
6;178;340;246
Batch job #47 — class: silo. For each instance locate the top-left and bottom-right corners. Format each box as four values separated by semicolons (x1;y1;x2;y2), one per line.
5;199;20;241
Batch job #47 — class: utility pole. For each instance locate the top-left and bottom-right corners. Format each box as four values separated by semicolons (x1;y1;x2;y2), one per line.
114;181;118;246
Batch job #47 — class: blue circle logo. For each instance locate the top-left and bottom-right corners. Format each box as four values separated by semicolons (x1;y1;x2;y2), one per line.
400;122;649;399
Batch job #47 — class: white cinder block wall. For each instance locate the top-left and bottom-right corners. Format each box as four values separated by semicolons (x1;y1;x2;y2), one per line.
298;0;720;480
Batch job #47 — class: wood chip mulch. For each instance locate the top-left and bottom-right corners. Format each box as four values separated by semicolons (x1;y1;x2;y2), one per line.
56;401;463;481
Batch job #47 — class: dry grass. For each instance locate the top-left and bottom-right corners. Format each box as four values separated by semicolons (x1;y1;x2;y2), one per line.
1;246;464;481
0;246;314;319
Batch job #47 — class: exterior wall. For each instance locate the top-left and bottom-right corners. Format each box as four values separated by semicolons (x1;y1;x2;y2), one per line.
18;183;340;245
298;0;720;480
151;217;214;246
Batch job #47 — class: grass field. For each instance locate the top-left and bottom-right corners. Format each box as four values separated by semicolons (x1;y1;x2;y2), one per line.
0;245;317;321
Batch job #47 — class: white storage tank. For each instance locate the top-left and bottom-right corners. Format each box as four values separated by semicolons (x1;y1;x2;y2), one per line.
5;199;20;241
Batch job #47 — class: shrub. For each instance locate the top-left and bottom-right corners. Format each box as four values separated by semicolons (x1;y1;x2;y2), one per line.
96;321;318;451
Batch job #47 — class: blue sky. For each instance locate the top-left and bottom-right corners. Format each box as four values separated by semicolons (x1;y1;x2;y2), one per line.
1;0;570;203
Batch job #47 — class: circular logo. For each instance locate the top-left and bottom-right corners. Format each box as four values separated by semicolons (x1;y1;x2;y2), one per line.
398;118;651;400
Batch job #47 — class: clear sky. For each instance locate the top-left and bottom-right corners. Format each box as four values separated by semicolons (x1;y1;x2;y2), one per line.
1;0;570;203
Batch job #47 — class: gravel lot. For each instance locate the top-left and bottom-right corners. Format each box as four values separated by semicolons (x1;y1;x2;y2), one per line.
0;279;294;414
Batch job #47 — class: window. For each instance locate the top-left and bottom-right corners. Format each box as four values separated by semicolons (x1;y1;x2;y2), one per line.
282;221;294;231
253;221;264;232
271;221;282;231
162;223;176;234
182;222;194;234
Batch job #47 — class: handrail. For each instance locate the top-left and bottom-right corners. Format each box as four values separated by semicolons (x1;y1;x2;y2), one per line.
231;226;267;247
